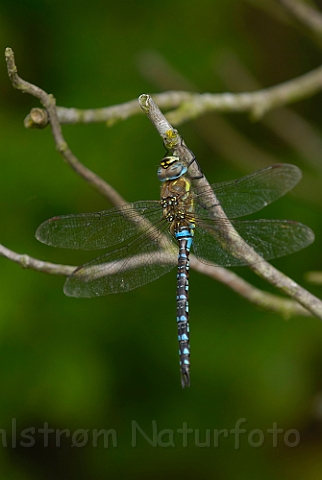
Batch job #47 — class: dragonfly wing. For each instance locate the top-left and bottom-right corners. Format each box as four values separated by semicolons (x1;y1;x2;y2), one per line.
63;224;178;297
193;219;314;267
36;201;161;250
195;164;302;218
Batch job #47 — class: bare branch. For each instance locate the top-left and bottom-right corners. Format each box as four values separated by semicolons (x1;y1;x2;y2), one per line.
0;243;75;276
5;47;126;207
138;93;181;149
0;241;311;317
23;92;194;129
140;94;322;319
217;52;322;173
167;64;322;123
21;63;322;129
190;256;311;317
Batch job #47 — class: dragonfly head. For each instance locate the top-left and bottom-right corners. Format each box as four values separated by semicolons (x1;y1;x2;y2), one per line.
157;156;188;182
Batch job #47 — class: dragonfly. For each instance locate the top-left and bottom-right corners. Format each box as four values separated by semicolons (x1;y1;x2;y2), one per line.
36;153;314;387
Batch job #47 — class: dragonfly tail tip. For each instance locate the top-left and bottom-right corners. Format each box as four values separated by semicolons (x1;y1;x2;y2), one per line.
181;372;190;388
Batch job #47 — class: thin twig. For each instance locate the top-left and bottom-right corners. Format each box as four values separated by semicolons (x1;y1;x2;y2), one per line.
190;256;311;317
22;66;322;128
0;242;311;317
217;52;322;175
166;64;322;123
139;94;322;319
0;244;75;276
23;92;194;128
5;47;126;207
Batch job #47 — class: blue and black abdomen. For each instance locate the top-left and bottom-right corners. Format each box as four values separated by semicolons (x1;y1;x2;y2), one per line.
176;227;194;388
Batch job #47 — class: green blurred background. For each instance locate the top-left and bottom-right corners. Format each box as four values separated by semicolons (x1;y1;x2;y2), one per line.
1;0;322;478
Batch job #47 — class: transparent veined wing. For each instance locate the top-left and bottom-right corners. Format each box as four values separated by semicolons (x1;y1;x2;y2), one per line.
36;201;161;250
193;218;314;267
194;164;302;219
63;221;178;297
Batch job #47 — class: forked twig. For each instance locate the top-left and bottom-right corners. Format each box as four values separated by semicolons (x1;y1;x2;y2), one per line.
5;47;125;207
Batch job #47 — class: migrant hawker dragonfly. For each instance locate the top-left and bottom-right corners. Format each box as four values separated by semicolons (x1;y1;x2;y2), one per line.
36;155;314;387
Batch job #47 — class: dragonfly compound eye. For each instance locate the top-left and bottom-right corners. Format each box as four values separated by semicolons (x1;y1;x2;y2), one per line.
157;156;188;182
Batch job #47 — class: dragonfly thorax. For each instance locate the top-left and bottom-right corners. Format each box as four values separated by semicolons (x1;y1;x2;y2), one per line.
157;156;188;182
160;176;195;236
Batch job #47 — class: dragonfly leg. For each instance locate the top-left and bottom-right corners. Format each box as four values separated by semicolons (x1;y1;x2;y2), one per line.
185;147;204;180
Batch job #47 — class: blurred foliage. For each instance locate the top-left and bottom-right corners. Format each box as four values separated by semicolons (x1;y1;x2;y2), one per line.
1;0;322;479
